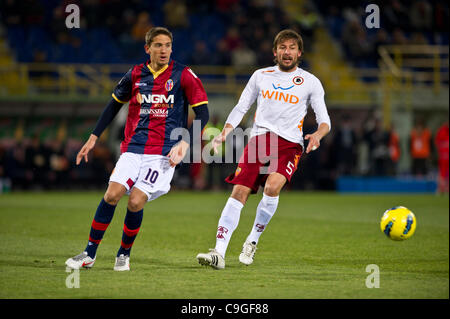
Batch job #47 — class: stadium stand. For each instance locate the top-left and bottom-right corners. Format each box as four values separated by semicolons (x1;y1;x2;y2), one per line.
0;0;448;193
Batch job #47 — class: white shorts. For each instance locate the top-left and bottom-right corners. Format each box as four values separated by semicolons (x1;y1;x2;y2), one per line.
109;152;175;202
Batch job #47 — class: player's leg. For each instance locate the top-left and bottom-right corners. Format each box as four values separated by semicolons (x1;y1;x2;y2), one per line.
66;152;141;270
114;187;147;271
247;172;285;243
197;135;262;269
196;184;251;269
87;182;127;256
240;136;302;266
215;135;262;258
65;182;127;269
215;184;252;256
113;155;175;271
239;173;285;265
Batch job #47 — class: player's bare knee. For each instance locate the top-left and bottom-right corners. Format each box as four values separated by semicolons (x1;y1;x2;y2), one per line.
264;173;286;196
263;184;280;197
230;185;251;205
104;190;122;205
104;182;126;205
127;192;147;212
263;181;283;197
127;198;144;212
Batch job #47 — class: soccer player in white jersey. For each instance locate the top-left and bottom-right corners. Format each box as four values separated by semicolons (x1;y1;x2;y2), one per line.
197;29;331;269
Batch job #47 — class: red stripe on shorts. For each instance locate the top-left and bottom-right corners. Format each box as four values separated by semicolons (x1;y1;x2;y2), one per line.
126;178;135;189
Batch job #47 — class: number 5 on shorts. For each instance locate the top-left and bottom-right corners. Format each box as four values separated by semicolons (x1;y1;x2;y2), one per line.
286;155;300;176
286;161;294;176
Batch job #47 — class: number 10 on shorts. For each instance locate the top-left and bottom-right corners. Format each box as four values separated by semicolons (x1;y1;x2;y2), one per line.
144;168;159;184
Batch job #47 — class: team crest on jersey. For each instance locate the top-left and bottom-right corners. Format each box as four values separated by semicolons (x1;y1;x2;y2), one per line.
293;76;304;85
235;167;242;176
165;79;174;91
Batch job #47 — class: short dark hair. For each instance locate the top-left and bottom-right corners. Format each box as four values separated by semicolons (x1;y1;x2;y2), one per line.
145;27;173;46
272;29;304;53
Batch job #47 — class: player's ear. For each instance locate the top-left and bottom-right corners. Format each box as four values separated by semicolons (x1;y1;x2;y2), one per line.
144;44;150;54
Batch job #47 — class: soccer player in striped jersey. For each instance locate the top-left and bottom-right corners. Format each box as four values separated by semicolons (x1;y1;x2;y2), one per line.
197;29;331;269
66;27;209;271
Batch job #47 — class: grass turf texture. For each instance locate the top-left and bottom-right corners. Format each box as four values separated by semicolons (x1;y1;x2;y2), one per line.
0;191;448;299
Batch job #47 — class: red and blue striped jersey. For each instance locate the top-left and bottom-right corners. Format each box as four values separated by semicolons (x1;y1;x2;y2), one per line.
112;59;208;155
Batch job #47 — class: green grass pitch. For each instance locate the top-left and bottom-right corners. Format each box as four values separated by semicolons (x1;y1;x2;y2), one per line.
0;190;448;299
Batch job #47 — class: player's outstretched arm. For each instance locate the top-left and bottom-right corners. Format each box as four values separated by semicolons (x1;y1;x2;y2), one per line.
76;98;124;165
76;134;98;165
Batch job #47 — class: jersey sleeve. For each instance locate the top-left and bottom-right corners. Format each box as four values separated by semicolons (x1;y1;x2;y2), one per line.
225;71;259;128
309;76;331;131
180;67;208;107
112;68;133;104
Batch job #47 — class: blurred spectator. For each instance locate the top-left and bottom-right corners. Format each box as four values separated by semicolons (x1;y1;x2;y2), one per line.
433;1;449;32
213;38;232;65
333;115;357;175
25;134;51;189
434;120;449;193
163;0;189;29
48;139;70;189
191;40;211;65
223;26;242;51
231;43;257;68
131;12;153;42
256;39;275;67
372;28;390;53
409;0;433;31
215;0;241;13
387;126;401;176
364;118;390;176
21;0;45;26
291;2;321;49
410;32;428;45
83;0;103;28
5;141;31;190
341;20;373;67
410;118;432;176
391;28;409;45
382;0;411;31
1;0;22;26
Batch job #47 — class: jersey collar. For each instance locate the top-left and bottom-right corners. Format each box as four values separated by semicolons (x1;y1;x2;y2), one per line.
146;59;172;79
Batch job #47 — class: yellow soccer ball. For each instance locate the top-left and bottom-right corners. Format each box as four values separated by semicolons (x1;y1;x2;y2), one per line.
380;206;416;241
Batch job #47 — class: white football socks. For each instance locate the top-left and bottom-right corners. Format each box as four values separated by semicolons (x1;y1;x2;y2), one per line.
214;197;243;258
246;193;279;244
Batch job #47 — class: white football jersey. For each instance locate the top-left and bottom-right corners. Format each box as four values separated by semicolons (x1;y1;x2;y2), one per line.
226;65;331;147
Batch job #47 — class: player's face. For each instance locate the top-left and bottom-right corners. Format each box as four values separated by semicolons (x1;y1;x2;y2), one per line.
145;34;172;68
274;38;301;72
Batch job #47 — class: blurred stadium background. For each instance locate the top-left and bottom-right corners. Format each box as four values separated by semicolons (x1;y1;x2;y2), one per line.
0;0;448;194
